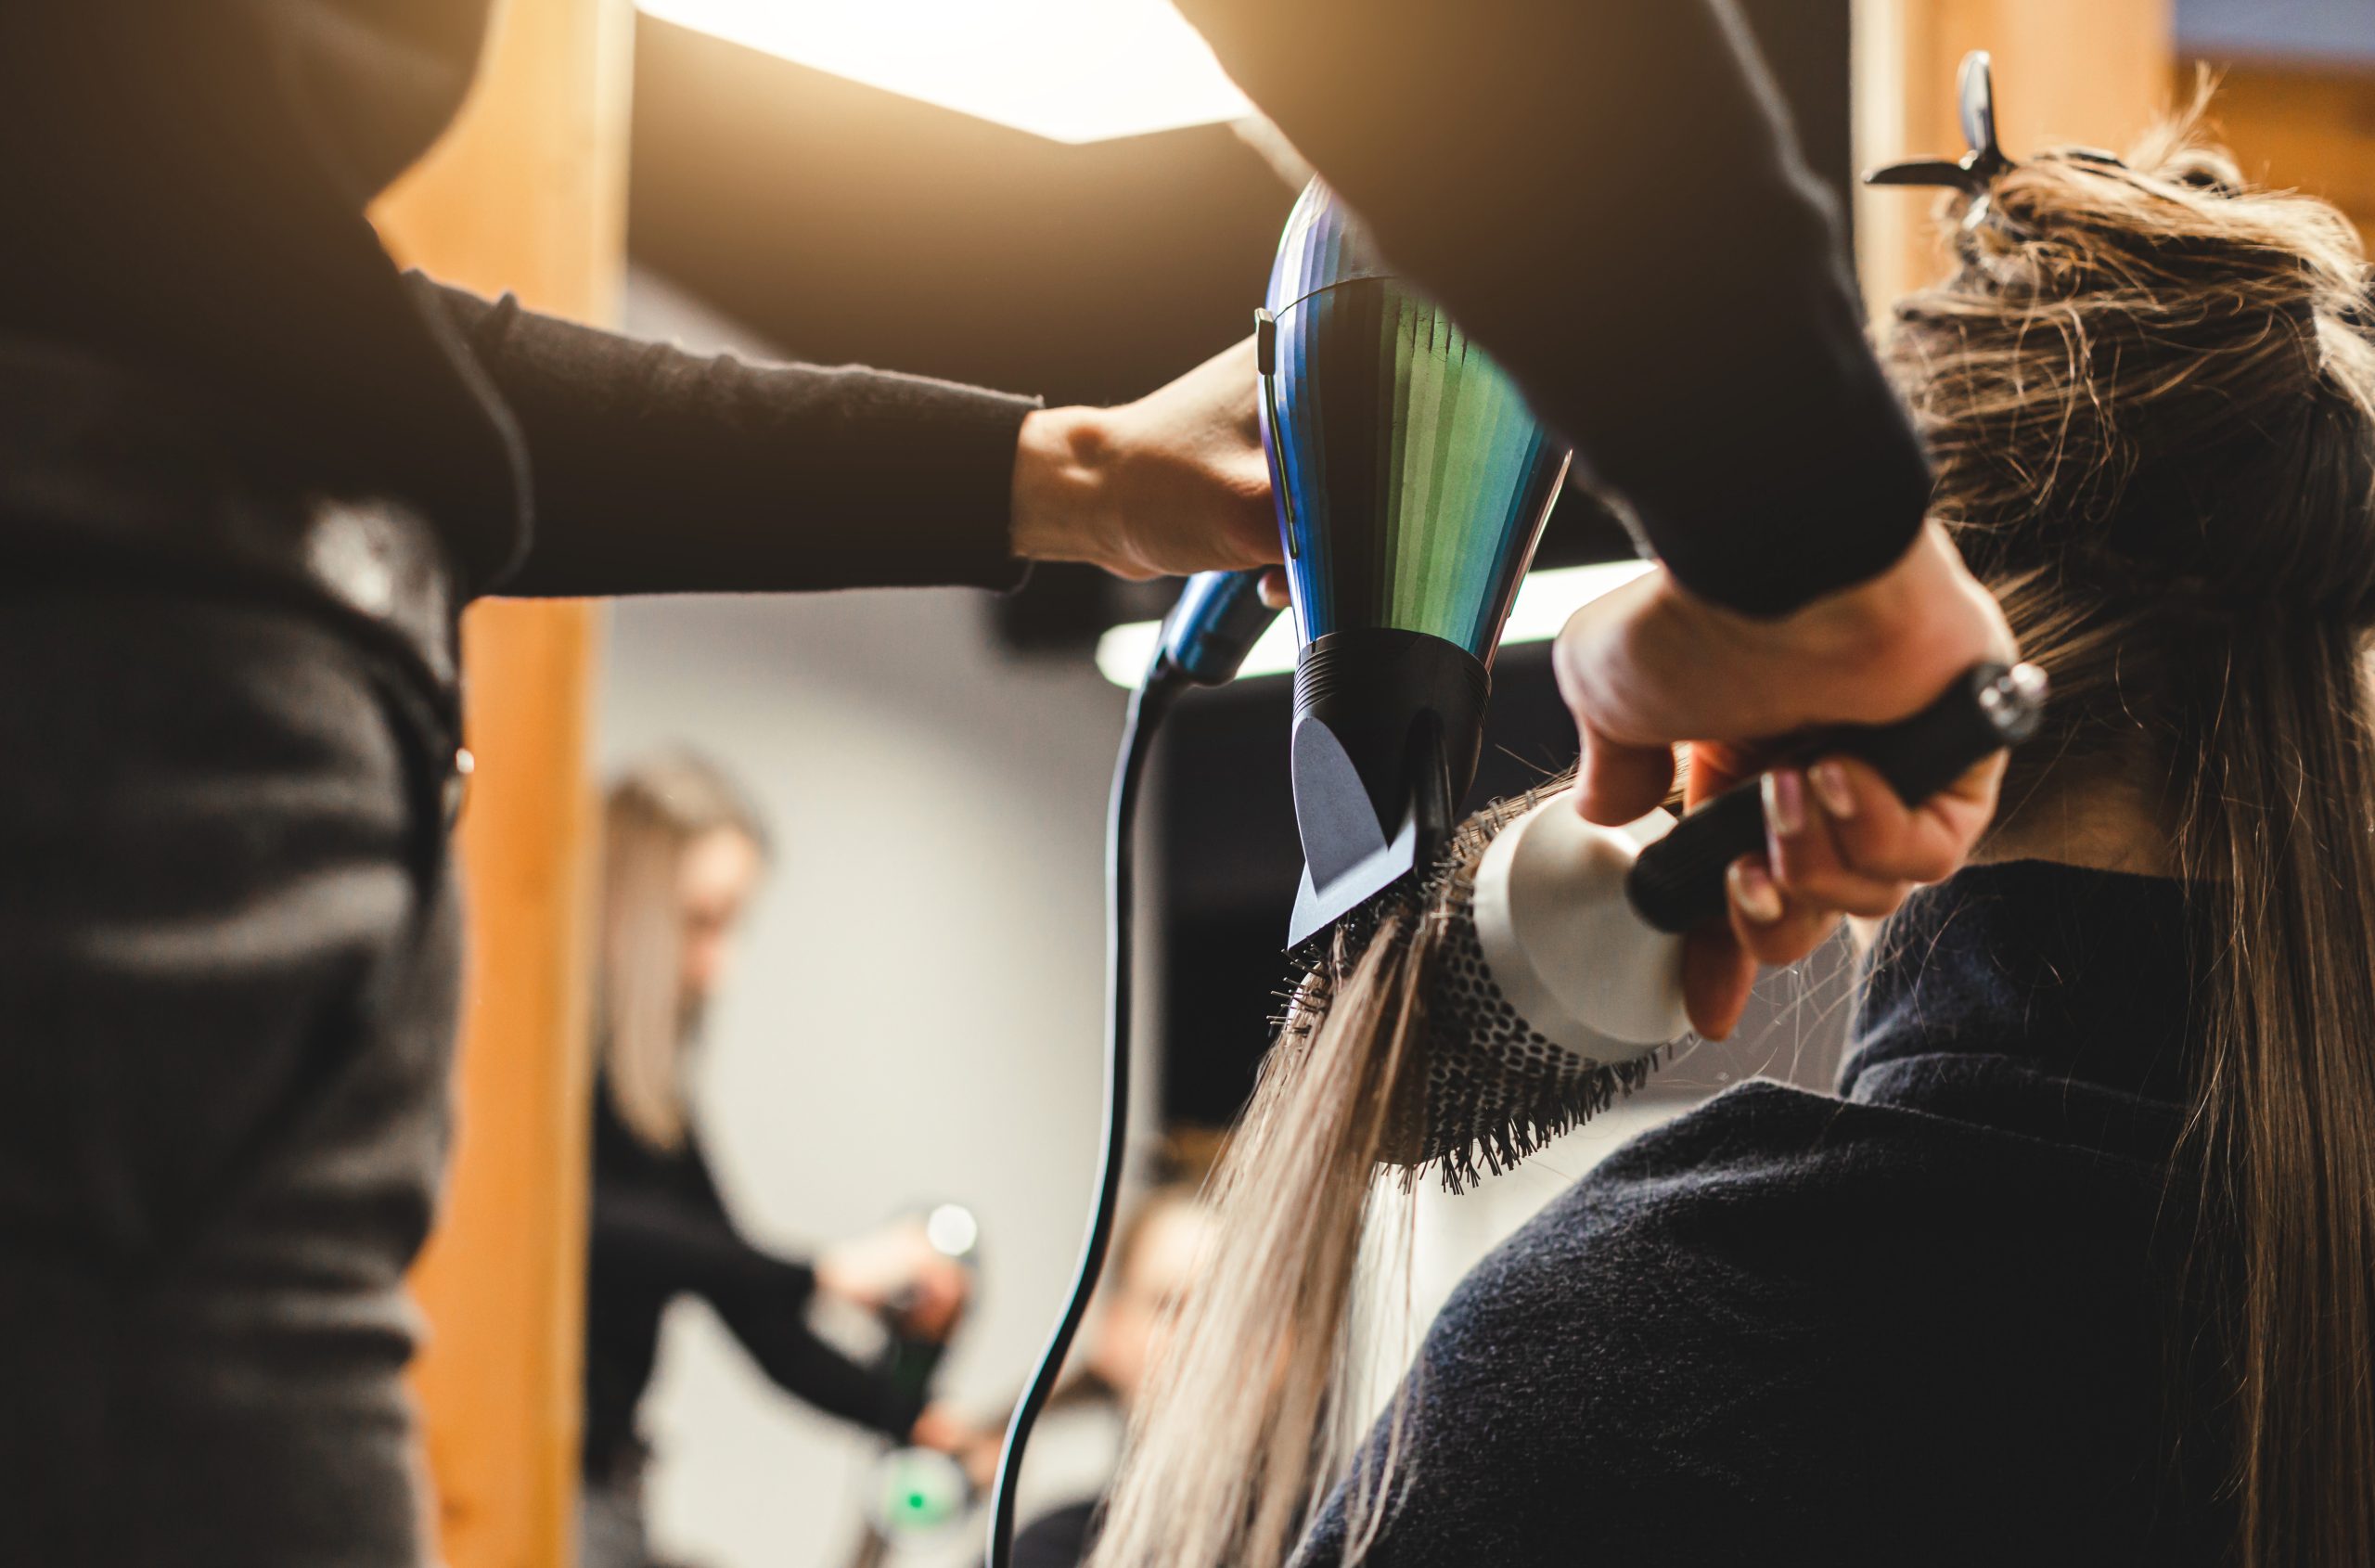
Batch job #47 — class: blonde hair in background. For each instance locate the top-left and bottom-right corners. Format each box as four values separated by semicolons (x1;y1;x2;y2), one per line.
597;752;769;1153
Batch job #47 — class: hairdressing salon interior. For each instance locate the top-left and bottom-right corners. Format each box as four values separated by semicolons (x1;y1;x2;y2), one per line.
256;2;2375;1565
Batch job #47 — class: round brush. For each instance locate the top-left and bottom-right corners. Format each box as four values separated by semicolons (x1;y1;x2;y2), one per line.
1351;661;2047;1186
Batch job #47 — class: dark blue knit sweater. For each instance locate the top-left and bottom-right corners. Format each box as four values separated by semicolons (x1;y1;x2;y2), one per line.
1295;861;2229;1566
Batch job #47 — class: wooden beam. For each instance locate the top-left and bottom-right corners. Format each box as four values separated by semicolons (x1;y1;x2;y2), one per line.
2195;58;2375;251
1853;0;2176;313
369;0;631;1564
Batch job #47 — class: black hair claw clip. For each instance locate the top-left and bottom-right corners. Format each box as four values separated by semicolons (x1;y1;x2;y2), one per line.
1863;51;2017;225
1863;50;2128;228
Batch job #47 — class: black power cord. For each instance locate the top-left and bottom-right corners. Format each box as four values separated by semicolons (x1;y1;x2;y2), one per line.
985;642;1186;1568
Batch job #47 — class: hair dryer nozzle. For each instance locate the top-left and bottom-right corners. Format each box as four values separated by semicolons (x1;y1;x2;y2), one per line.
1287;629;1488;946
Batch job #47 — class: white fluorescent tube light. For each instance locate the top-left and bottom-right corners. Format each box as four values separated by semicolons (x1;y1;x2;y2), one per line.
1094;559;1658;688
636;0;1253;144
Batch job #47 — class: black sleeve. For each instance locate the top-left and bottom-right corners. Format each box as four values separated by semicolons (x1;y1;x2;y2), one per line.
1180;0;1932;616
591;1162;922;1438
590;1182;819;1303
705;1277;928;1441
417;278;1042;598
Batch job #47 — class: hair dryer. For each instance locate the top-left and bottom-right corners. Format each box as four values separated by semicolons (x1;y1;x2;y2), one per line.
1259;178;1571;945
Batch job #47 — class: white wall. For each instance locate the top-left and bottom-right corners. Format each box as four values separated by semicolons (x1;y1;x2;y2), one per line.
607;273;1125;1568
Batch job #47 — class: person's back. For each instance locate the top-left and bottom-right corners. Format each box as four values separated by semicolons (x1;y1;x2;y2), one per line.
1298;861;2217;1565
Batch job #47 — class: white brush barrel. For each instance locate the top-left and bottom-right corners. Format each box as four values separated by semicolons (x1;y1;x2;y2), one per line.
1469;791;1691;1054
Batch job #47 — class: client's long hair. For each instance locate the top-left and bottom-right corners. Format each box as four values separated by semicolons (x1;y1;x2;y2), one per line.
1090;795;1553;1568
1097;104;2375;1568
1092;913;1424;1568
1886;106;2375;1568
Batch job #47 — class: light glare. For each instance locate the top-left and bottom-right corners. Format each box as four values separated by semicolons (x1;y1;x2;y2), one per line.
1094;560;1659;688
925;1202;980;1257
637;0;1252;144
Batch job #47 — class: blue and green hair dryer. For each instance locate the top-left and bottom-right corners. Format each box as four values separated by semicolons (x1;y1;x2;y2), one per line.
1258;178;1572;945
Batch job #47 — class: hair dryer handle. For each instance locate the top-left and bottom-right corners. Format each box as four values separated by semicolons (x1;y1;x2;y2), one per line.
1161;569;1281;687
1624;662;2047;935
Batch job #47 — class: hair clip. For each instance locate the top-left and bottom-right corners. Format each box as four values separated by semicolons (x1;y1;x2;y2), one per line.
1864;51;2013;208
1863;51;2125;229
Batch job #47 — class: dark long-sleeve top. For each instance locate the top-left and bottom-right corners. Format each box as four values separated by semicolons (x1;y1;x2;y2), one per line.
584;1078;921;1475
3;0;1923;614
0;6;1035;600
1296;862;2232;1567
1178;0;1928;614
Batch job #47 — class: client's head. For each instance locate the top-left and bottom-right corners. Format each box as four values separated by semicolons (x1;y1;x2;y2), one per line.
597;751;772;1153
1885;117;2375;868
1879;115;2375;1568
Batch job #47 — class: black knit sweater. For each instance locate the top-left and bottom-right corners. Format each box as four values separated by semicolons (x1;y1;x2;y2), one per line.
1295;861;2232;1566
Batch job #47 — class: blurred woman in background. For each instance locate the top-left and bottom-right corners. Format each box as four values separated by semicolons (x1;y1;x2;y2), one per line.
583;753;970;1568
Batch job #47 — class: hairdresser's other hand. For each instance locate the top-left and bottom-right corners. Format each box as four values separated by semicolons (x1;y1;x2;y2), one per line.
815;1217;971;1343
1553;521;2016;1039
1010;337;1282;597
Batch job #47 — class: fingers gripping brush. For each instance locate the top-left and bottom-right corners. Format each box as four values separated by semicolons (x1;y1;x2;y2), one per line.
1359;662;2048;1184
984;569;1279;1568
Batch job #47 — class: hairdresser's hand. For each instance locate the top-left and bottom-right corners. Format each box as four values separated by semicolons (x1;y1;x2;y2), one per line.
1011;336;1288;602
816;1218;971;1343
1554;521;2016;1039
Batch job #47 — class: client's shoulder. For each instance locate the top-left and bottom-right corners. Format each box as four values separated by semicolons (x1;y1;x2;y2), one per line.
1431;1073;2177;1407
1380;1080;2195;1561
1434;1082;1853;1353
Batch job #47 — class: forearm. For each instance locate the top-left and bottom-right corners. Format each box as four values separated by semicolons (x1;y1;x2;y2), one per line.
1181;0;1930;615
420;279;1040;598
591;1185;816;1302
712;1288;925;1439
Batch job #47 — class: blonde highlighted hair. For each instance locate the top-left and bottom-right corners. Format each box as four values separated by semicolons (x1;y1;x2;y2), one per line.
597;752;769;1152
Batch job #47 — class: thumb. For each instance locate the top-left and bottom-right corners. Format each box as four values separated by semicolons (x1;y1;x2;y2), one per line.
1574;723;1676;826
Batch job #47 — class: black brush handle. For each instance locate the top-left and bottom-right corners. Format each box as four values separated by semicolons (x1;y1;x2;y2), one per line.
1624;662;2047;934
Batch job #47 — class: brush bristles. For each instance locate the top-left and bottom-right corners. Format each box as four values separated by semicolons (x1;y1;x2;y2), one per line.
1280;774;1687;1191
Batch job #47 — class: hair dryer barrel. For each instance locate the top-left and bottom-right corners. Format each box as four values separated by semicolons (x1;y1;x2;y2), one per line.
1262;178;1569;943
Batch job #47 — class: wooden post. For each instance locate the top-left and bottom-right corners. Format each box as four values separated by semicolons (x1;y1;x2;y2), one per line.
370;1;631;1564
1852;0;2176;314
2202;59;2375;252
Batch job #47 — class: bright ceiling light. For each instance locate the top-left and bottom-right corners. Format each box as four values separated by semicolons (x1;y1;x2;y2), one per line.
1094;559;1658;688
637;0;1253;144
